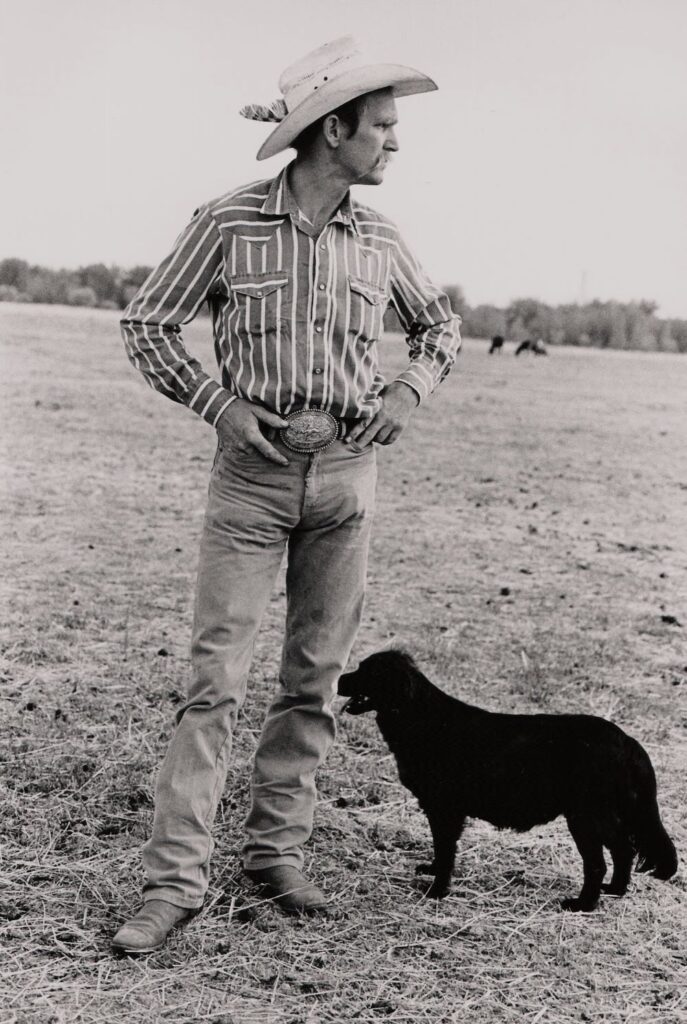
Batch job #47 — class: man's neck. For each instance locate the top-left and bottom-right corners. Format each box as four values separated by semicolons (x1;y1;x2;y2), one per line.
288;156;352;233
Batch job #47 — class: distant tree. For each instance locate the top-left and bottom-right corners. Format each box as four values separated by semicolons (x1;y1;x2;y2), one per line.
506;298;543;336
609;305;627;349
462;304;507;339
0;258;30;292
508;315;528;344
583;301;612;348
26;268;70;305
122;265;153;289
657;320;678;353
442;284;467;317
668;319;687;354
77;263;122;305
626;302;658;351
67;285;99;306
120;265;153;307
546;307;567;346
0;284;29;302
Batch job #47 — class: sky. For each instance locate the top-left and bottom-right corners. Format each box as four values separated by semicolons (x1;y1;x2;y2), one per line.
1;0;686;317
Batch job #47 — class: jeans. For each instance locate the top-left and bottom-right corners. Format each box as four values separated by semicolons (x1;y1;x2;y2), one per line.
141;436;377;908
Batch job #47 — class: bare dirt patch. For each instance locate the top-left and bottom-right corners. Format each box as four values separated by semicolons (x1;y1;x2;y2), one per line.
1;303;686;1023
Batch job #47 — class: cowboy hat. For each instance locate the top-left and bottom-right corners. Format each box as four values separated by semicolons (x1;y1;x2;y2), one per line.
240;35;437;161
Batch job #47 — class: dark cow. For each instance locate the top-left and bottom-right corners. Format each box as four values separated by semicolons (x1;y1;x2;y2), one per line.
515;338;547;356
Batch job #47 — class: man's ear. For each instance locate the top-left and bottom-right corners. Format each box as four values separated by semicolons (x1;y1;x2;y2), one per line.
322;114;344;149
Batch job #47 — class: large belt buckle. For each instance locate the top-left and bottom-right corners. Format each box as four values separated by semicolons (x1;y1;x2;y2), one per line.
280;408;339;453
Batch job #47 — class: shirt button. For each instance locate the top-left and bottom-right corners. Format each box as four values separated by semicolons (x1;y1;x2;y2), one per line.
314;368;323;375
319;244;326;251
318;284;325;291
315;325;323;333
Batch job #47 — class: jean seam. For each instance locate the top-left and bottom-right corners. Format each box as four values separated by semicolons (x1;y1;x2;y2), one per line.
196;725;233;886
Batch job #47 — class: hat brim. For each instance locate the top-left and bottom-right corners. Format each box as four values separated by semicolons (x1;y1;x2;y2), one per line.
256;63;437;161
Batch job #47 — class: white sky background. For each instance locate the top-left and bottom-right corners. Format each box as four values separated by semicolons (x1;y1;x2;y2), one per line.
1;0;686;316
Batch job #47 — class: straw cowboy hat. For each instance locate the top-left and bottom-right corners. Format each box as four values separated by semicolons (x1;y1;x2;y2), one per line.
240;35;437;161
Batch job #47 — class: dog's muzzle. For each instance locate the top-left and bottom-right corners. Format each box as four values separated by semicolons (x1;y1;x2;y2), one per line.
340;694;373;715
279;408;341;453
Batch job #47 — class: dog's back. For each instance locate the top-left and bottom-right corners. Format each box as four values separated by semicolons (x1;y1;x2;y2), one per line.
376;676;621;823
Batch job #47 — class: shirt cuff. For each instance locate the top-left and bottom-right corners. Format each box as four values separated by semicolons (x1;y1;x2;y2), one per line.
393;364;434;404
187;376;238;426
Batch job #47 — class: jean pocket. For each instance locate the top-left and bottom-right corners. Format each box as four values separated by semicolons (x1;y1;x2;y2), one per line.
214;442;256;479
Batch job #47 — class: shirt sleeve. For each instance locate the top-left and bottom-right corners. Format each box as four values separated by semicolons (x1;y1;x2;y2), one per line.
120;205;237;427
388;230;462;402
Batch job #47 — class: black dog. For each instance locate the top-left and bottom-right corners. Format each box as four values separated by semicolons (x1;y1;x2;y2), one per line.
338;650;677;912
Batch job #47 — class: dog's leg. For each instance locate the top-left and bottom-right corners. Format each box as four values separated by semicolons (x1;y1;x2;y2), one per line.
602;839;634;896
562;817;606;912
421;812;465;899
415;861;436;876
415;813;465;878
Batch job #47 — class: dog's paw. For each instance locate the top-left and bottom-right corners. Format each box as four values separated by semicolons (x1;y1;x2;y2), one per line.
601;883;627;897
560;897;597;913
414;862;436;876
424;882;450;900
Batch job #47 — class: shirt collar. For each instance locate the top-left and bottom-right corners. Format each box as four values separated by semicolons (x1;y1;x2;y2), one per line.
261;164;359;235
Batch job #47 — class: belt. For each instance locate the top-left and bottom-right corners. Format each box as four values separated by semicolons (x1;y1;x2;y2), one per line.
279;408;358;453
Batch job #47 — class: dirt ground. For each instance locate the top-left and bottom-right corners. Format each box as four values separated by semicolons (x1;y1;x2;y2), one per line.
1;302;686;1023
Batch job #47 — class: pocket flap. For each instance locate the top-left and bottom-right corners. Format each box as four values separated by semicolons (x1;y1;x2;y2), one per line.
348;275;387;305
231;272;289;298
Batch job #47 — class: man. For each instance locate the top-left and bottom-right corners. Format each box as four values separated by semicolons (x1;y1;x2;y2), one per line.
113;35;461;954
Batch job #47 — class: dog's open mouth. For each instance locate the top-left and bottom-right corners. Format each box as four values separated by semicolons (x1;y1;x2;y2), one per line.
341;695;373;715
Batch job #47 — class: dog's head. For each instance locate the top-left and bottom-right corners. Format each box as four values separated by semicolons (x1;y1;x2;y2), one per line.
338;649;420;715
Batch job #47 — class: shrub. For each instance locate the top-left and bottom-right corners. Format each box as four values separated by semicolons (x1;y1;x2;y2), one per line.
67;285;98;307
0;258;30;291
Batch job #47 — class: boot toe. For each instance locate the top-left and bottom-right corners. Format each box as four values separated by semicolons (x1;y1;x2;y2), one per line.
245;866;328;915
111;900;197;954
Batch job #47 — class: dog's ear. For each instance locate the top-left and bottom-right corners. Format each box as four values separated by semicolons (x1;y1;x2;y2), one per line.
397;660;419;703
377;652;419;709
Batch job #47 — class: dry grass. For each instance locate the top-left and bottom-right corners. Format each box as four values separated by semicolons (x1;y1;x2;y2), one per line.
1;302;686;1024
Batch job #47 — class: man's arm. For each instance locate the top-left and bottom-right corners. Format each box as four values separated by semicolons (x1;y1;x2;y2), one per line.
345;230;461;449
120;205;237;428
388;230;462;402
121;204;290;463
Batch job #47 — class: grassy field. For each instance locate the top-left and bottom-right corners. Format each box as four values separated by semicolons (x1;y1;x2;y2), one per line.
1;302;686;1024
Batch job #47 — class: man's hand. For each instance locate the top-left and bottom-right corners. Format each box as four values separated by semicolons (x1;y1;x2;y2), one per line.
216;399;290;465
344;381;420;450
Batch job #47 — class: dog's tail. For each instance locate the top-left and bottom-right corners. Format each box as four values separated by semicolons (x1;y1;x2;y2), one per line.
627;738;678;880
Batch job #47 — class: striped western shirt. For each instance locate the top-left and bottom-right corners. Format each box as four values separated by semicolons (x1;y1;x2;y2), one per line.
121;164;461;427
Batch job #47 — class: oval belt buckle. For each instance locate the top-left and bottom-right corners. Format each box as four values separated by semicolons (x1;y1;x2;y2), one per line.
280;409;339;453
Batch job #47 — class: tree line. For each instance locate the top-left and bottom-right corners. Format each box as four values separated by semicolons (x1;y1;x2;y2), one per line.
1;258;685;354
0;258;152;310
441;286;687;354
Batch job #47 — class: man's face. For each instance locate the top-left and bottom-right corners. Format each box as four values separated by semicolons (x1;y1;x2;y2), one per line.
337;89;399;185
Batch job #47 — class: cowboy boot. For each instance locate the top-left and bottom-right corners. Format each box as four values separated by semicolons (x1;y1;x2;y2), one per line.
111;899;199;954
245;866;328;915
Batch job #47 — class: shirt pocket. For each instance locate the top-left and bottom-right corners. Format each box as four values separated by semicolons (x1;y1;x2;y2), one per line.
348;274;388;342
231;271;290;334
